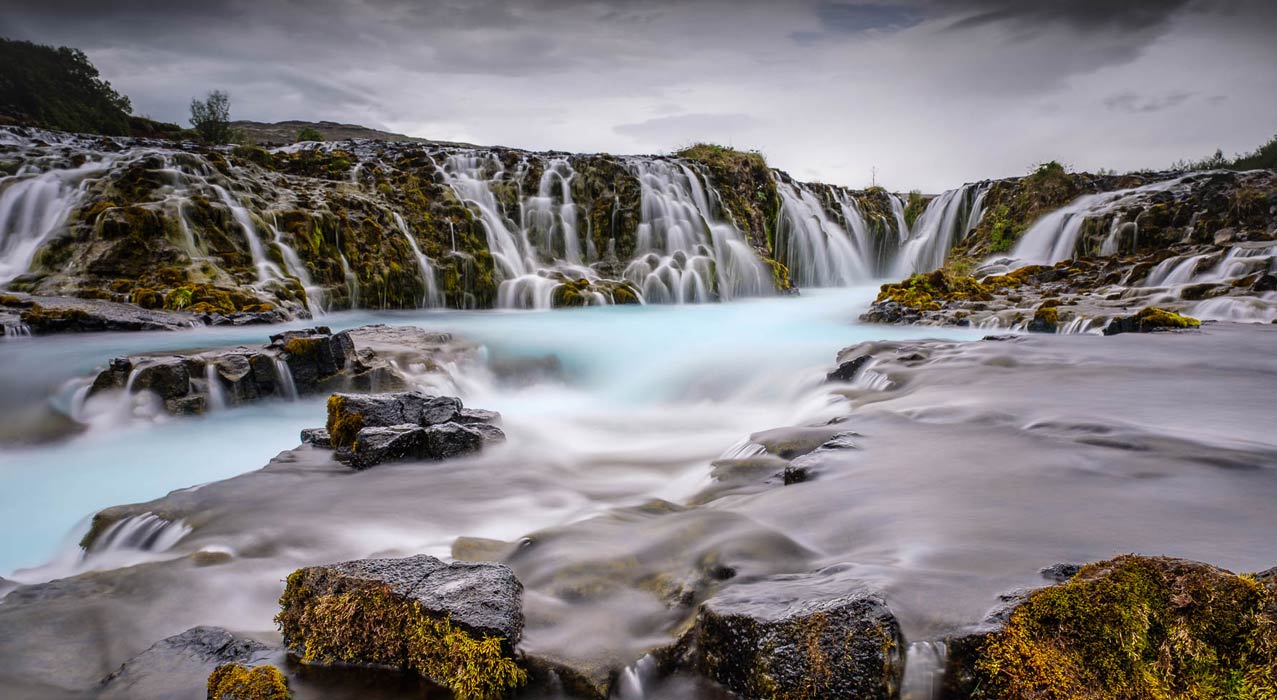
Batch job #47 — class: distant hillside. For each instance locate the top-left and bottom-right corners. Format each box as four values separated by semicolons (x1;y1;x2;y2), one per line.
232;120;472;147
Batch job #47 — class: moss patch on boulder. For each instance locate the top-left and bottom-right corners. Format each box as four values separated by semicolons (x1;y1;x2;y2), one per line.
874;269;992;312
969;555;1276;700
1103;306;1202;335
206;663;290;700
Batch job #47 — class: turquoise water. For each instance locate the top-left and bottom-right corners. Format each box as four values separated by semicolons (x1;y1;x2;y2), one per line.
0;287;982;575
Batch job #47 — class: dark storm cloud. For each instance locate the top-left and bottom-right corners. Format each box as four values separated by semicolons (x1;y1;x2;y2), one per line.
1;0;1274;191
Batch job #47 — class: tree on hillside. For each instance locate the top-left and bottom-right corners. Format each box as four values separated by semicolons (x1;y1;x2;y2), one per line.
296;126;324;142
0;37;133;134
190;90;233;144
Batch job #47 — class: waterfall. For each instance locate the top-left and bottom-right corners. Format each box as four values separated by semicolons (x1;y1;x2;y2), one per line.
624;159;769;302
392;212;442;308
268;214;325;313
338;251;361;309
902;641;948;700
212;185;284;285
772;179;867;287
204;363;228;411
894;183;989;276
1010;176;1189;266
273;357;299;400
83;513;191;555
615;654;658;700
0;157;112;283
2;321;32;338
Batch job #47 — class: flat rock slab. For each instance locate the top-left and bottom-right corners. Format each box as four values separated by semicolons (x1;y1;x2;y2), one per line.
2;294;198;334
98;626;277;700
685;574;904;700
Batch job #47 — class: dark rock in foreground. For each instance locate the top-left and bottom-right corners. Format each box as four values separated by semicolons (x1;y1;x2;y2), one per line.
276;554;525;700
98;626;277;700
681;575;904;700
943;555;1277;700
322;390;504;468
1103;306;1202;335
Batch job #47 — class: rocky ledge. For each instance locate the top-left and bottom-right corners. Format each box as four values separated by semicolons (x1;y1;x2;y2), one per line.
98;625;280;700
307;390;505;469
276;554;525;700
84;324;473;416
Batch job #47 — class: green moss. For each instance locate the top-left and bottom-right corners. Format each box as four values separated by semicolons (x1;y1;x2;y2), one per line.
164;287;193;310
675;144;778;250
129;287;162;309
325;395;364;449
275;573;525;700
282;337;324;358
973;555;1276;700
874;269;992;311
1132;306;1202;330
19;303;90;326
207;663;290;700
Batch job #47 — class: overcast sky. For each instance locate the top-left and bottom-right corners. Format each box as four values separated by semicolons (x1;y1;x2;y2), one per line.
3;0;1275;192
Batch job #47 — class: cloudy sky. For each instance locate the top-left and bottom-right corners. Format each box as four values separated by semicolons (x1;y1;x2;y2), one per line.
3;0;1275;191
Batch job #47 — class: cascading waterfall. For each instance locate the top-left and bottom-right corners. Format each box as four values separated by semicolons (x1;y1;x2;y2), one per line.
772;178;871;287
204;363;228;411
894;183;989;276
268;214;326;313
392;212;442;308
211;185;285;285
0;157;114;283
1010;176;1190;265
273;357;299;400
624;159;769;303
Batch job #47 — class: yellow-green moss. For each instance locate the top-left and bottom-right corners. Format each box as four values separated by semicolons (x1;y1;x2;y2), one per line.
973;555;1277;700
325;395;363;449
1134;306;1201;330
206;663;290;700
875;269;992;311
281;337;323;358
275;574;525;700
130;287;162;309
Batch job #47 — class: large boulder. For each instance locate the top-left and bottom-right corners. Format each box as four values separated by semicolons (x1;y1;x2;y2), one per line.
681;576;904;700
267;327;357;393
276;554;525;700
97;626;277;700
943;555;1277;700
1103;306;1202;335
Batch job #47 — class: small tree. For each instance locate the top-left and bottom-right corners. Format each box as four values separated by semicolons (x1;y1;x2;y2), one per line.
296;126;324;142
190;90;232;144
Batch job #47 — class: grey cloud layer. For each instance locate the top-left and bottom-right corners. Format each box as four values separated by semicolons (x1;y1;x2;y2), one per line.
2;0;1273;191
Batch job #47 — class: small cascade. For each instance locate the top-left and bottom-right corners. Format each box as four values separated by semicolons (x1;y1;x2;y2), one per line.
273;357;299;400
522;158;583;265
2;321;32;338
1010;176;1189;265
392;212;442;308
901;640;948;700
212;185;284;285
772;178;867;287
268;214;325;313
895;183;989;276
338;251;362;309
615;654;658;700
84;513;191;556
0;156;113;283
204;363;228;411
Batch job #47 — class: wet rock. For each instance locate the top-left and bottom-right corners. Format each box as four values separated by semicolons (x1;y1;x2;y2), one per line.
423;422;487;459
12;294;197;335
826;354;871;383
299;428;330;448
343;424;427;470
943;555;1277;700
277;554;526;698
683;576;904;700
1103;306;1202;335
268;327;357;393
98;626;276;700
1254;273;1277;292
130;358;191;400
1039;562;1082;583
456;407;501;424
326;390;501;450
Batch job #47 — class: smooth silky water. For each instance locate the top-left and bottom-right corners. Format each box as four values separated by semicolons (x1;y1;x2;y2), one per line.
3;289;1277;700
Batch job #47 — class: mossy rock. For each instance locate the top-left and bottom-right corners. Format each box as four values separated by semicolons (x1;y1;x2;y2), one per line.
276;554;526;700
1103;306;1202;335
206;663;290;700
676;144;778;250
874;269;992;312
963;555;1277;700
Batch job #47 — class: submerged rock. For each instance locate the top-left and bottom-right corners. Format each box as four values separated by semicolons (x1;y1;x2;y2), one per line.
944;555;1277;700
682;576;904;700
276;554;526;700
98;626;277;700
826;354;871;383
1103;306;1203;335
298;427;331;448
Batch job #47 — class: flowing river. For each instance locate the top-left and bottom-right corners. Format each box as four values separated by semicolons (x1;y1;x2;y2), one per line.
3;287;1277;700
